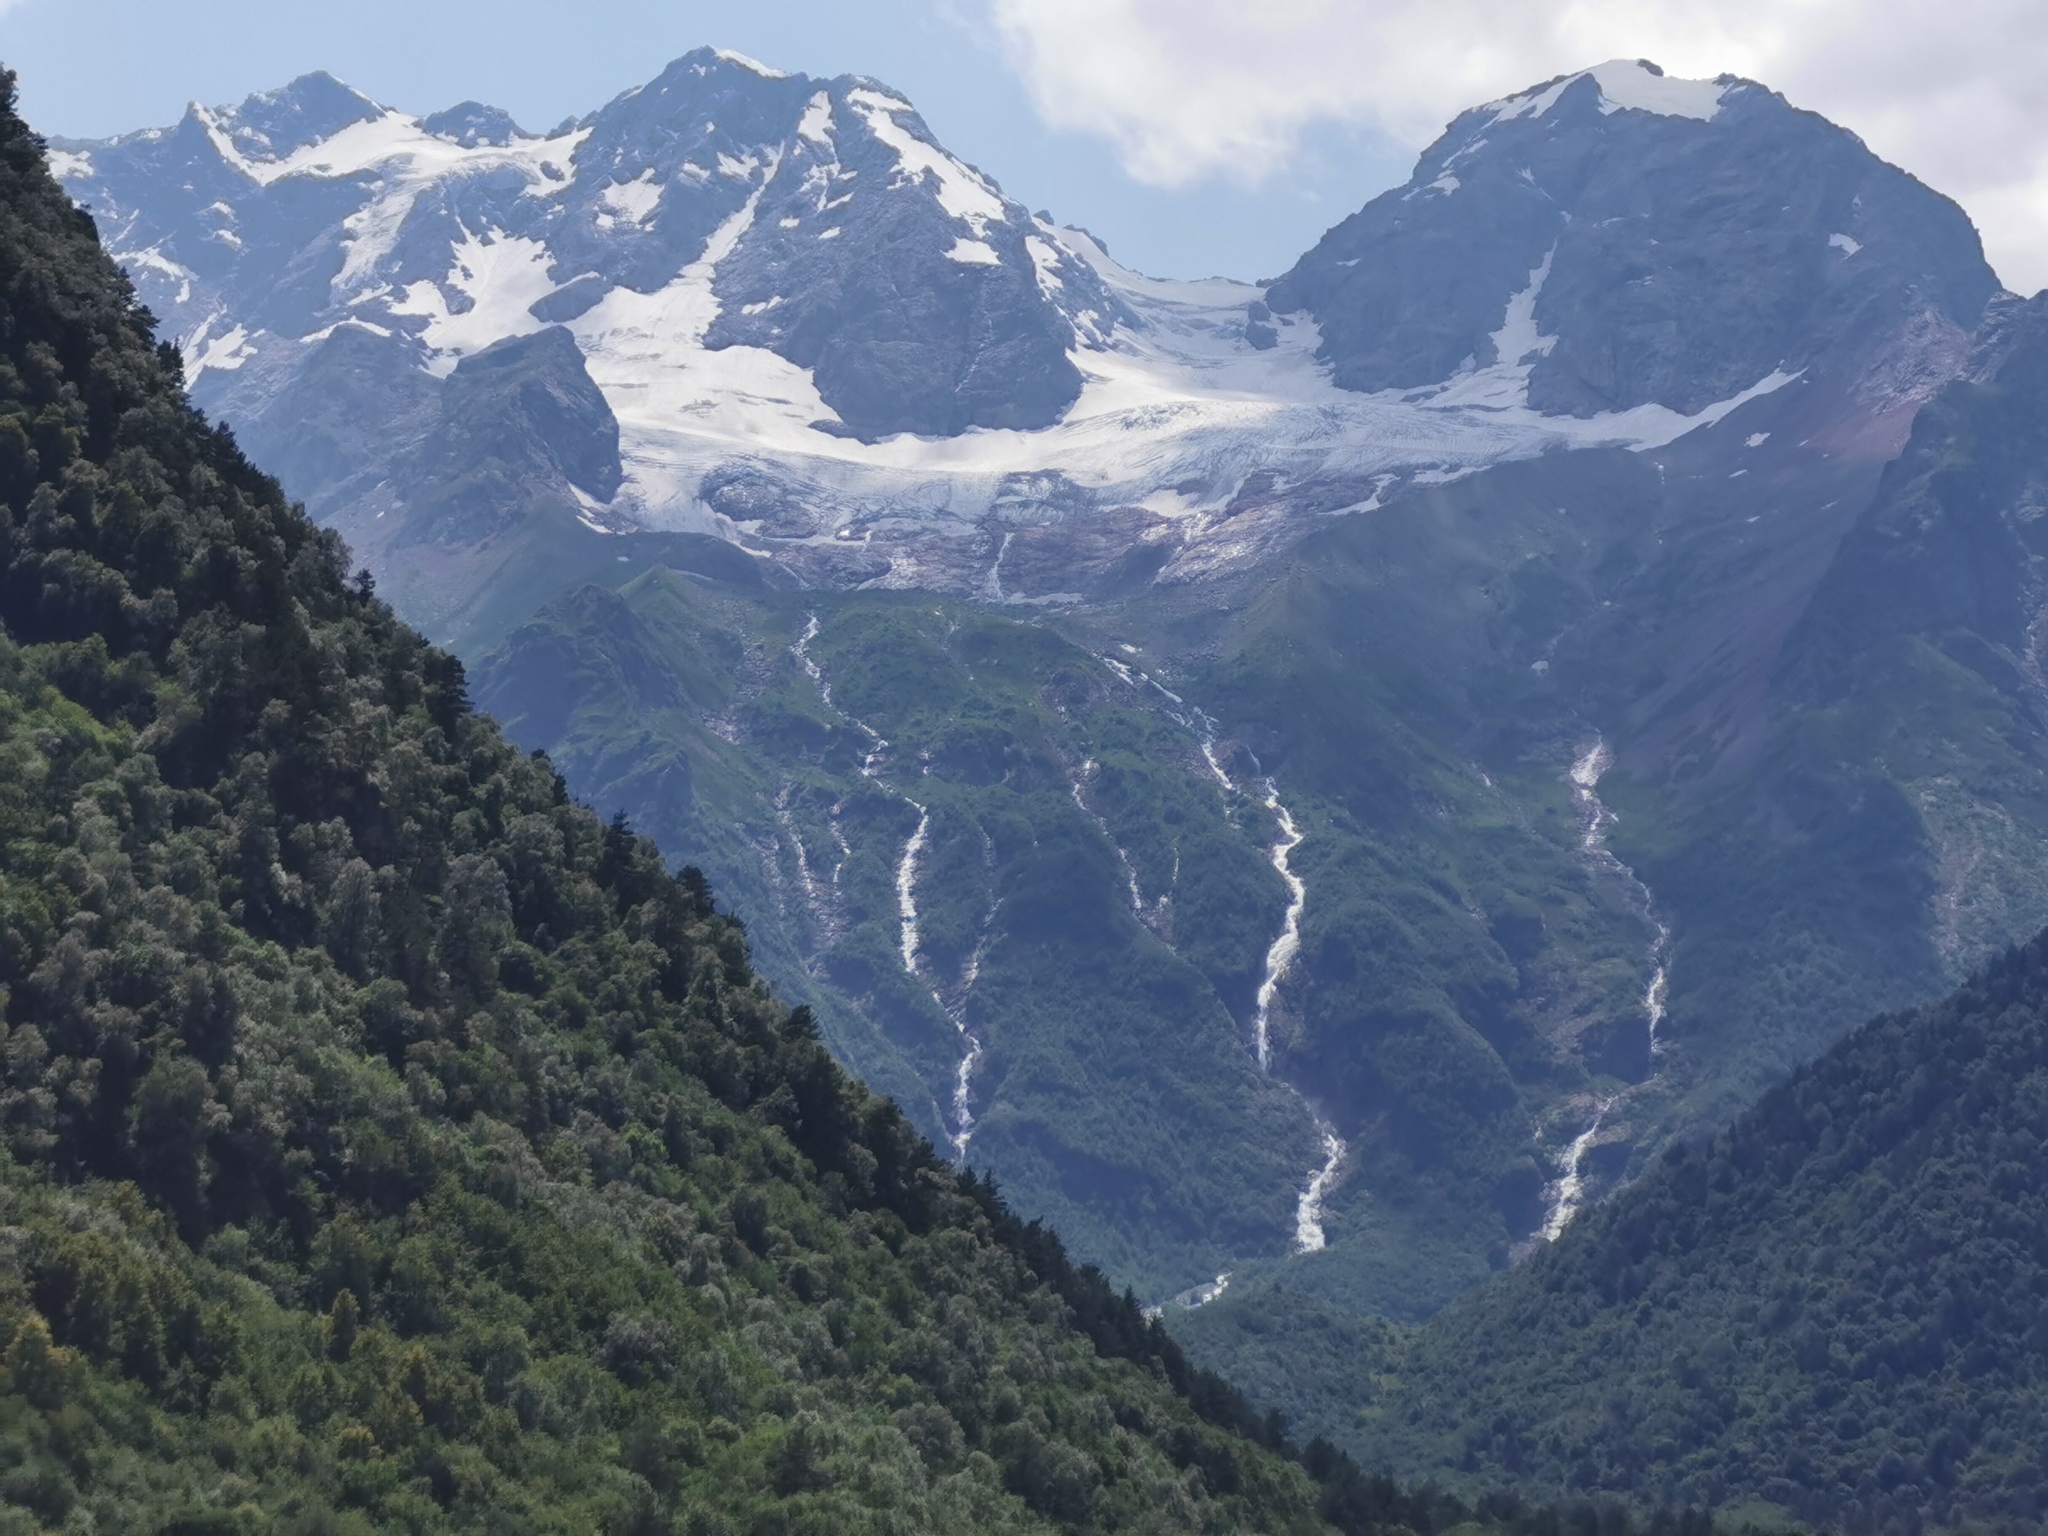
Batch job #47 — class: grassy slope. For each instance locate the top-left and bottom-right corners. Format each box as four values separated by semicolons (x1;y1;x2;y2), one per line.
469;450;1709;1315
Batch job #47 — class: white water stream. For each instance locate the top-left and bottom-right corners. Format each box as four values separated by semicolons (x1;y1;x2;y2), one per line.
794;614;987;1158
982;530;1015;603
1183;707;1345;1254
1069;762;1147;918
1540;1100;1611;1243
892;804;986;1159
1294;1121;1345;1253
1540;736;1672;1243
1251;781;1306;1072
896;807;930;973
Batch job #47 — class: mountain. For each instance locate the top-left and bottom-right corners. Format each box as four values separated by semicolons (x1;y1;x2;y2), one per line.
1176;302;2048;1525
54;51;1099;442
0;68;1820;1536
1188;923;2048;1532
0;66;1429;1535
50;49;1129;637
56;56;1902;645
50;51;2048;1342
1271;61;1994;416
469;583;1347;1301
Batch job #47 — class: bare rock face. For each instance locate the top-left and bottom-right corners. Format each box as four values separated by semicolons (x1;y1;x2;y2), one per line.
1268;61;2001;416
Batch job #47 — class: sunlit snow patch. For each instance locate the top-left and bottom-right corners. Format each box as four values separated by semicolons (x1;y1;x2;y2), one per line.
390;227;556;373
848;88;1005;239
711;48;789;79
797;92;835;146
115;244;198;306
182;315;257;383
1489;60;1734;126
599;170;663;226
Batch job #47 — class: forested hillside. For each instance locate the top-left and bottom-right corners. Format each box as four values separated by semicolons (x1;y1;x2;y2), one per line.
0;65;1799;1536
1271;929;2048;1532
0;69;1444;1534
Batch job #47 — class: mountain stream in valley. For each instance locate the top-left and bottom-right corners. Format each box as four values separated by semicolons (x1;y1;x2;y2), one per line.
1540;737;1672;1243
1163;682;1346;1256
793;616;986;1157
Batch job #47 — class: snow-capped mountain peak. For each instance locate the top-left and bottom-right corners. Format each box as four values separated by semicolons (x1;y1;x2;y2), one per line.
205;71;386;162
1485;59;1742;126
46;53;2010;622
54;48;1109;442
1269;61;2000;416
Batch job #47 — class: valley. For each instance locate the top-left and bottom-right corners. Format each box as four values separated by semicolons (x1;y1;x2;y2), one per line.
30;35;2048;1533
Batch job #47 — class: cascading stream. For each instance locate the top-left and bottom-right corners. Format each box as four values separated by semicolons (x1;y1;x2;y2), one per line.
1093;657;1349;1255
795;614;986;1158
1069;762;1147;919
1541;735;1673;1243
892;803;984;1158
1294;1121;1345;1253
1251;781;1307;1072
772;783;826;934
1540;1100;1612;1243
896;807;930;974
1191;709;1344;1255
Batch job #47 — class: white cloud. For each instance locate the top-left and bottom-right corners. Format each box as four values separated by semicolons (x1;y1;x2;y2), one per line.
987;0;2048;293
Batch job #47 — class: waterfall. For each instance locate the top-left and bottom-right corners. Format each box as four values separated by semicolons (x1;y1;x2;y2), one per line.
982;531;1015;603
1644;924;1671;1056
1204;718;1347;1253
773;783;826;936
1294;1120;1345;1253
792;614;831;706
896;806;929;973
1540;1100;1611;1243
948;946;987;1159
1537;734;1674;1244
1569;739;1616;853
1094;661;1349;1256
1070;762;1147;918
1568;737;1671;1058
897;810;986;1160
798;612;985;1159
1251;781;1307;1072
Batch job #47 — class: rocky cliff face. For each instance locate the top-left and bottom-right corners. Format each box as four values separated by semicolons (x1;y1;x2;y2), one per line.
1269;60;2001;417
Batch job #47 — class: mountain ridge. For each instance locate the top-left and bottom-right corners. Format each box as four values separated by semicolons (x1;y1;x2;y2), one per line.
0;67;1361;1532
0;62;1812;1534
1182;922;2048;1531
49;44;2048;1359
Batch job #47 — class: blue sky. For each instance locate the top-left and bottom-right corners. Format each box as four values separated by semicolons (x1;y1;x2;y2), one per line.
9;0;2043;291
0;0;1415;282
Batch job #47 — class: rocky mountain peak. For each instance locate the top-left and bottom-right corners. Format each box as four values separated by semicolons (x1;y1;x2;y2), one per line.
420;101;530;148
1269;60;2003;417
209;70;386;160
51;49;1101;444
